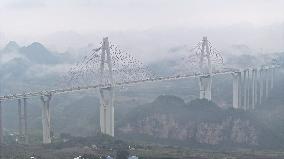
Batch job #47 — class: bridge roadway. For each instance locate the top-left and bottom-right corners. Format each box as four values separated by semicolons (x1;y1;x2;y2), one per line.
0;69;237;101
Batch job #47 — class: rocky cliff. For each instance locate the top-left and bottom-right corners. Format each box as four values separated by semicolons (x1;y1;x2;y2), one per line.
117;96;261;147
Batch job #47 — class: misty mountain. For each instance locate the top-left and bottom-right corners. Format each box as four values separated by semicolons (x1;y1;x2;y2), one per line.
0;57;30;77
20;42;60;64
0;41;72;65
3;41;20;52
0;41;76;93
117;93;284;149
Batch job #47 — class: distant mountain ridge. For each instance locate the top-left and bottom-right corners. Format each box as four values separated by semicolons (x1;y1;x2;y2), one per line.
0;41;69;65
3;41;20;52
0;41;75;93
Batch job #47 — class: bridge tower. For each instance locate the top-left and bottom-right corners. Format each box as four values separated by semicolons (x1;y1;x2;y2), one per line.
199;37;212;100
99;37;115;137
41;94;52;144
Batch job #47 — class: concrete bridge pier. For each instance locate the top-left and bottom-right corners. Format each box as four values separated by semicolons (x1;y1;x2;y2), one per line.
259;68;264;104
270;68;274;89
265;69;269;98
232;72;241;109
17;98;28;144
234;68;262;111
255;69;259;105
99;87;114;136
242;69;248;110
247;69;251;110
0;101;3;144
23;98;28;144
273;66;277;84
18;99;23;141
40;95;52;144
199;75;212;101
251;69;257;110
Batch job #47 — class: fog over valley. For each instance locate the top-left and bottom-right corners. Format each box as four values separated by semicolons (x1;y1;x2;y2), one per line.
0;1;284;159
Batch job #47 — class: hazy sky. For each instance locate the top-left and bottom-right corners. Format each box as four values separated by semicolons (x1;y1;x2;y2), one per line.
0;0;283;36
0;0;283;58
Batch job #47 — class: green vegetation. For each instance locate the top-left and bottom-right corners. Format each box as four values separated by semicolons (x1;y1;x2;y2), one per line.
118;89;284;150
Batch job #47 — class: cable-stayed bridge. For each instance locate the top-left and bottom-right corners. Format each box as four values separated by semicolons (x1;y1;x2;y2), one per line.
0;37;279;144
0;69;235;101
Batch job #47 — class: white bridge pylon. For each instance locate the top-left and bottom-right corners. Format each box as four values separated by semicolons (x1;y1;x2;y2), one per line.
198;37;213;100
99;37;114;137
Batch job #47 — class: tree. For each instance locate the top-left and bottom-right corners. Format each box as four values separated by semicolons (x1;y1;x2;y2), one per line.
116;150;129;159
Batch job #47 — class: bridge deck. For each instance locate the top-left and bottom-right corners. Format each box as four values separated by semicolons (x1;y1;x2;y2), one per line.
0;70;236;101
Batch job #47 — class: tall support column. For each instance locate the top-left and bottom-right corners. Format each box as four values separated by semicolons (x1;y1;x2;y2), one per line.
242;70;248;110
99;88;114;136
272;66;277;87
18;99;23;142
199;75;212;100
265;69;269;98
0;101;3;144
270;68;274;89
232;72;241;109
255;69;258;108
40;95;52;144
99;37;115;137
255;69;259;105
0;101;2;159
251;69;255;110
259;69;264;104
247;69;251;110
17;98;28;144
23;98;28;144
251;69;257;110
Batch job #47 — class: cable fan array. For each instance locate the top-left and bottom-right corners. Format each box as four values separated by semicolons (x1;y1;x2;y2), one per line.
63;42;154;87
177;39;224;75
